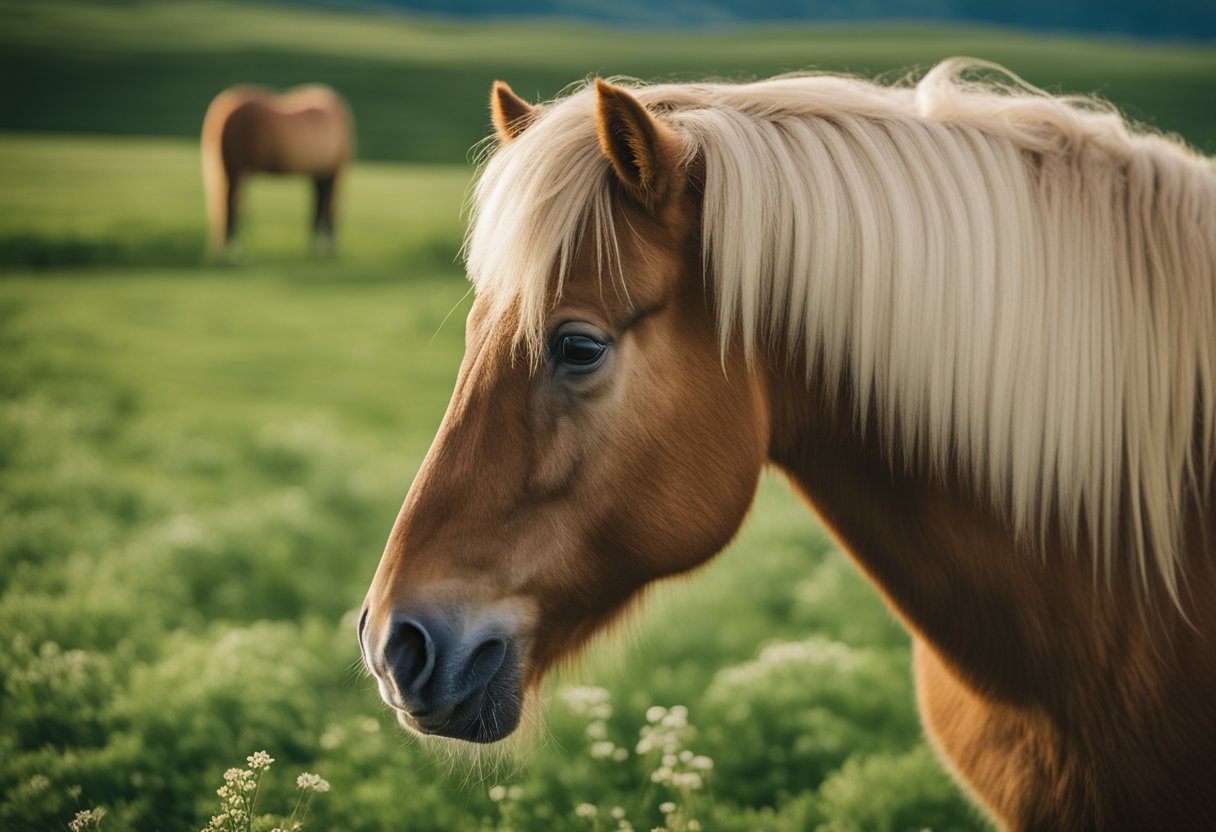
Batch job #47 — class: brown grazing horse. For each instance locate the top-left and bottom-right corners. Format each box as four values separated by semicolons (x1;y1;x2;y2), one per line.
201;85;352;256
359;61;1216;830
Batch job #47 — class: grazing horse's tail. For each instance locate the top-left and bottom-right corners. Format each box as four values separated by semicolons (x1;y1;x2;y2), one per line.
202;88;265;256
201;92;233;256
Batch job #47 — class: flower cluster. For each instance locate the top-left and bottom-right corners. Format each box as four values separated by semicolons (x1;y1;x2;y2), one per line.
203;758;266;832
572;802;636;831
562;685;630;763
559;688;713;832
488;785;523;803
201;751;329;832
68;807;107;831
638;705;712;787
283;767;331;831
655;799;702;832
559;685;613;720
246;751;275;771
486;782;526;831
295;773;330;794
636;706;712;832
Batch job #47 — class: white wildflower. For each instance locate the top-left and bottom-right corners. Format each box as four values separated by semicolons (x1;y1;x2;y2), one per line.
590;741;618;759
560;686;613;719
297;772;330;793
246;750;274;771
672;772;703;791
320;725;344;749
68;808;106;832
661;711;686;729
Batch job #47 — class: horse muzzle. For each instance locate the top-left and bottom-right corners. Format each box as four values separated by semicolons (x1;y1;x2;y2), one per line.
359;605;524;743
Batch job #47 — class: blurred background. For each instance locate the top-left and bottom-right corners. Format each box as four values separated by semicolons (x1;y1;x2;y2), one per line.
0;1;1212;830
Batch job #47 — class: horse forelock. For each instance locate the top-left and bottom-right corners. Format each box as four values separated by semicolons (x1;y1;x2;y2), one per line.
464;58;1216;601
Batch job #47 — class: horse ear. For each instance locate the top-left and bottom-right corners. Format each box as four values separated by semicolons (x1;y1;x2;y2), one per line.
491;81;535;142
594;79;681;209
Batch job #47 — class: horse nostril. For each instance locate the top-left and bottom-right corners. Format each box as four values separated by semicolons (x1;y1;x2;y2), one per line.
385;618;435;695
464;638;508;690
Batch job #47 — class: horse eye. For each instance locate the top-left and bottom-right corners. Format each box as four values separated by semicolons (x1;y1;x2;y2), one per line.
556;334;608;368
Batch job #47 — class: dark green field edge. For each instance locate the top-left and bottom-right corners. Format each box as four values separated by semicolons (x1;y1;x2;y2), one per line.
0;230;464;272
2;39;1214;164
0;231;204;269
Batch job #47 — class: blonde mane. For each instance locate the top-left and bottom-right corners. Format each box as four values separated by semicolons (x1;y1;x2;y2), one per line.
465;58;1216;598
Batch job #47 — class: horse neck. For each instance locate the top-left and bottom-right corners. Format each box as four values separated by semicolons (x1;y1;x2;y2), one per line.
760;356;1215;709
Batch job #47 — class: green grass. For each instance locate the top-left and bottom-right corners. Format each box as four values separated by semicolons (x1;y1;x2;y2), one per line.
0;263;966;830
2;0;1214;161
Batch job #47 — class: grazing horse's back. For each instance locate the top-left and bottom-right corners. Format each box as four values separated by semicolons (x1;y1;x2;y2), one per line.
201;85;351;255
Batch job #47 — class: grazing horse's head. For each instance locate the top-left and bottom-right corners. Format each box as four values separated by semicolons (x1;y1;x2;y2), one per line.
359;80;767;742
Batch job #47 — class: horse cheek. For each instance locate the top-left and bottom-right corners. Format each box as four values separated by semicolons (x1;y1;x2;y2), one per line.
614;396;764;578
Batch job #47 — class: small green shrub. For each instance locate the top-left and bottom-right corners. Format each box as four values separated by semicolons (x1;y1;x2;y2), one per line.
817;746;984;832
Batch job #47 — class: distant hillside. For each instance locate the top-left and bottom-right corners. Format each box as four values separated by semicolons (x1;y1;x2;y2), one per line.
355;0;1216;40
2;1;1214;162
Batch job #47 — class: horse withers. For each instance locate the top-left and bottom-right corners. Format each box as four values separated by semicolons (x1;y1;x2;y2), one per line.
360;63;1216;829
201;85;352;258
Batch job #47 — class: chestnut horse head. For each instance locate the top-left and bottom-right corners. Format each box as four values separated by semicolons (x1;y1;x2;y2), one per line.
359;79;771;742
358;66;1216;830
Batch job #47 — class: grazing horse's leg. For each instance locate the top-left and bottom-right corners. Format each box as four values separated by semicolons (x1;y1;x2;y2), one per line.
312;173;337;256
224;172;244;260
203;168;229;257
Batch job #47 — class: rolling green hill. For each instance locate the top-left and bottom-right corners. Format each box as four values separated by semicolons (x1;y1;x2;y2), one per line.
348;0;1216;40
2;0;1214;162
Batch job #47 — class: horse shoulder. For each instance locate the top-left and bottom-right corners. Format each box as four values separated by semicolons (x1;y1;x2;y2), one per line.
912;500;1216;831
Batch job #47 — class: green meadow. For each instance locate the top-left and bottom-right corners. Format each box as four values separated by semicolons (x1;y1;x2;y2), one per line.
2;2;1213;830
